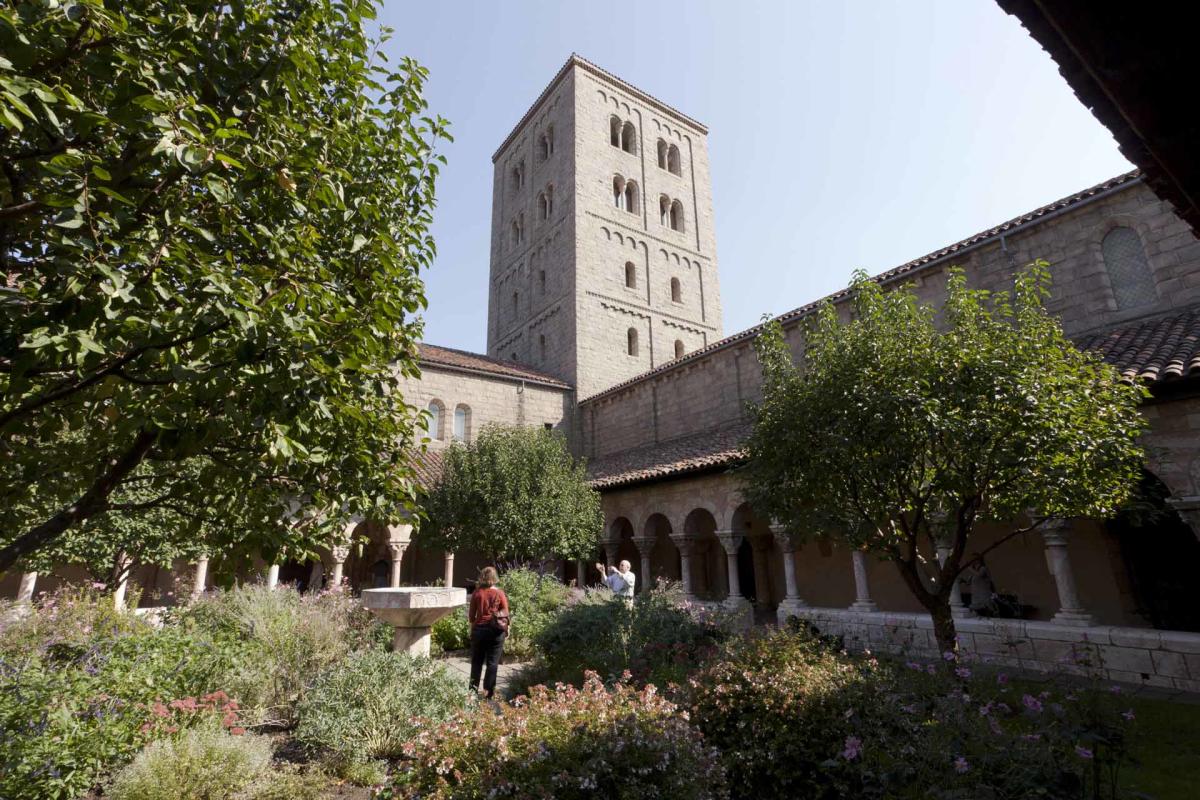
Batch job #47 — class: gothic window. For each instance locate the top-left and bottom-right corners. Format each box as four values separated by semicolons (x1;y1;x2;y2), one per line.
627;328;639;357
512;160;525;191
667;144;681;175
545;185;553;217
537;192;547;221
620;121;636;154
610;116;621;147
539;125;555;161
1102;226;1157;309
625;261;637;289
613;176;626;210
623;180;639;214
538;334;546;363
510;220;520;247
657;139;668;170
425;399;444;440
674;339;685;359
670;276;682;303
669;199;684;232
453;404;471;442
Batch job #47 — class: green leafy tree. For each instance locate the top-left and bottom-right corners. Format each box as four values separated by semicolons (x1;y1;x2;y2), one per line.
420;425;602;564
0;0;450;572
744;262;1147;653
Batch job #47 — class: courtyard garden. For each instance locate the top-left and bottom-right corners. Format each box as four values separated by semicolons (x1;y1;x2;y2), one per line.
3;574;1197;800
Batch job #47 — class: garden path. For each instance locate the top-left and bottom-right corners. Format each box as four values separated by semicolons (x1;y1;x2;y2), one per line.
440;655;522;699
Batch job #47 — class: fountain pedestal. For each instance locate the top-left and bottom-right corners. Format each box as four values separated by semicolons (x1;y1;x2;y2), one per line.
361;587;467;657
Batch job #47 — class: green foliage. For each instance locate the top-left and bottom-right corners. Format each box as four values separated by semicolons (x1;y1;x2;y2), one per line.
745;263;1147;649
533;581;728;688
382;676;727;800
0;0;450;572
107;725;273;800
184;583;377;726
295;650;468;768
420;425;602;561
431;605;470;653
684;627;1136;800
494;566;571;659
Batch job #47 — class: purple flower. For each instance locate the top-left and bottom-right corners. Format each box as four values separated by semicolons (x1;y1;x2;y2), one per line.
997;673;1010;685
926;665;937;675
842;736;862;761
978;702;992;716
1075;746;1094;760
906;661;923;671
1022;694;1043;713
955;667;972;679
954;756;970;774
943;651;957;661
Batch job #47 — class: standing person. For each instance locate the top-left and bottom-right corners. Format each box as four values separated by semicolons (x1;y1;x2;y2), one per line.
468;566;509;699
595;559;636;599
968;553;997;616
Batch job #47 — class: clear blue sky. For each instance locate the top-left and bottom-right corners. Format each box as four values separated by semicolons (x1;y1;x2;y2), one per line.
380;0;1132;353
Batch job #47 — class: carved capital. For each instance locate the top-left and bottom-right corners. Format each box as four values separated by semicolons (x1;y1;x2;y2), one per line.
714;529;743;555
331;544;351;564
386;541;407;561
669;535;696;556
769;523;801;553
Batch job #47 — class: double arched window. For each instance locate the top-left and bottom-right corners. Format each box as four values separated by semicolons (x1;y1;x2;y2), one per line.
609;116;637;154
670;276;682;303
539;126;555;161
425;399;445;440
656;140;681;175
625;261;637;289
1101;226;1157;310
627;328;639;357
659;196;684;232
510;214;525;248
612;175;639;214
537;184;554;221
453;404;471;442
511;160;525;191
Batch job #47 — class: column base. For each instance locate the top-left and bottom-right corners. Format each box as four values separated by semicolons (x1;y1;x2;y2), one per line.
1051;609;1095;627
850;600;879;612
722;595;754;629
392;626;433;657
776;597;809;625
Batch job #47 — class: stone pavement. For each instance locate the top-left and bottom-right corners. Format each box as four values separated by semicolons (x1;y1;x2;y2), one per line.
439;654;523;699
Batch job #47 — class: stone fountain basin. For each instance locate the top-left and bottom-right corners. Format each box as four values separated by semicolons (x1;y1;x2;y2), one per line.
360;587;466;657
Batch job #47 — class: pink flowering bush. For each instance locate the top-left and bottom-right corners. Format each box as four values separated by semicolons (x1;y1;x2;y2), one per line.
380;673;728;800
684;626;1135;799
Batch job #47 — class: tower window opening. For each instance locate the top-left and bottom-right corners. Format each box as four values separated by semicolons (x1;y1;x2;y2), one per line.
657;139;668;170
539;125;555;161
669;199;684;232
539;269;546;294
625;261;637;289
512;291;518;317
512;160;525;190
627;327;639;357
1102;226;1157;309
620;121;636;154
610;116;621;147
453;404;471;442
538;333;546;362
667;144;681;175
623;180;639;214
659;195;670;226
674;339;685;359
613;176;626;210
670;276;682;303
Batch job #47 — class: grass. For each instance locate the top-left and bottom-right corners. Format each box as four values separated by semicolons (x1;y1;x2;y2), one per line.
1119;693;1200;799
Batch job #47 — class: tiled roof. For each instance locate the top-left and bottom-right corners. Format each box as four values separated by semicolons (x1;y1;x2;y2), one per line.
581;170;1145;405
418;343;571;389
410;448;446;490
587;307;1200;491
586;420;752;490
1080;309;1200;384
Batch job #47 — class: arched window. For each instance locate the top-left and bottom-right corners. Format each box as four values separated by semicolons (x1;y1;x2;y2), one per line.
538;125;554;160
610;116;621;147
620;121;636;154
510;220;520;247
538;269;546;294
674;339;685;359
537;192;548;221
538;334;546;362
511;160;525;190
659;195;670;226
657;139;668;170
623;180;639;214
667;144;681;175
518;213;525;242
669;199;684;232
627;328;639;357
670;276;682;303
512;291;518;317
625;261;637;289
511;351;518;362
425;399;444;440
1102;227;1157;309
453;404;471;442
545;185;553;217
613;175;626;210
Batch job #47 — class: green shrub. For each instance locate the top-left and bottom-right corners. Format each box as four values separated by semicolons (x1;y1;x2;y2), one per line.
107;725;272;800
494;567;570;659
431;606;469;652
382;675;727;800
295;649;468;767
532;580;727;687
684;626;1136;800
185;584;363;725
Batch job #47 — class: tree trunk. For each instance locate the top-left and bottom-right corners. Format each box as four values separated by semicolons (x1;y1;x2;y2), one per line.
927;595;958;657
0;429;156;573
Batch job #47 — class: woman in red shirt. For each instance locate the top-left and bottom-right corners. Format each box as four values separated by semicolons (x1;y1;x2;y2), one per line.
468;566;509;698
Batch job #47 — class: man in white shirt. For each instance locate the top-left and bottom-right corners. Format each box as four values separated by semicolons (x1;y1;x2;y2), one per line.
595;559;636;598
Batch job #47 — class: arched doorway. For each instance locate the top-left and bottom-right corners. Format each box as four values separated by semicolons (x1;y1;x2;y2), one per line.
1109;470;1200;632
684;507;725;600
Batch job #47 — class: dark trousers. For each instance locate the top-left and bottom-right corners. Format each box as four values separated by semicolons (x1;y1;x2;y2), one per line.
469;624;506;698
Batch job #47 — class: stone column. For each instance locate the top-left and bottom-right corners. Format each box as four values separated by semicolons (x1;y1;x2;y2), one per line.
771;524;807;624
751;538;771;609
1040;518;1094;626
935;542;973;618
670;536;696;599
631;536;655;594
265;563;280;589
191;557;209;600
387;541;407;588
602;540;621;568
443;552;455;587
850;550;879;612
329;544;351;590
716;530;751;616
16;571;37;603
